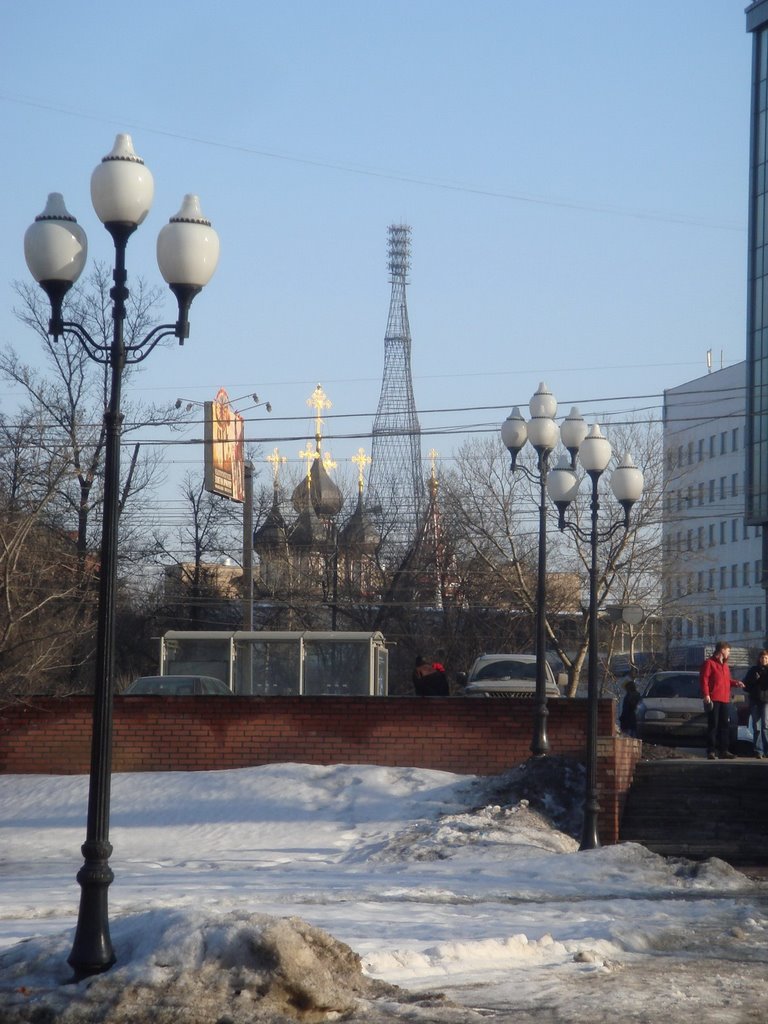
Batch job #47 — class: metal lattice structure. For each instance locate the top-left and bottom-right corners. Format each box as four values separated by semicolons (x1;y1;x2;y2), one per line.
369;225;424;560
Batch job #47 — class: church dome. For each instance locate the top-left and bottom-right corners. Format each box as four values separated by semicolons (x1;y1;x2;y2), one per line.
339;491;380;555
253;490;288;552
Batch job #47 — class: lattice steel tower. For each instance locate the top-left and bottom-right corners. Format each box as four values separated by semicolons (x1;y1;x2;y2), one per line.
369;224;424;558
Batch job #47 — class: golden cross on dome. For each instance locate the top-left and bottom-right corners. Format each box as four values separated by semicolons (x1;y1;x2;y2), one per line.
351;447;371;491
299;444;319;481
428;449;439;479
266;447;286;486
307;384;332;441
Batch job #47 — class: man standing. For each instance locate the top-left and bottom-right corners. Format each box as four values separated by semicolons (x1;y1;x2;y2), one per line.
699;641;744;760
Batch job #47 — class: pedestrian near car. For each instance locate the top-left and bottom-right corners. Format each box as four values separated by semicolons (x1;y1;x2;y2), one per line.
619;678;641;737
743;649;768;758
699;641;745;760
413;655;450;696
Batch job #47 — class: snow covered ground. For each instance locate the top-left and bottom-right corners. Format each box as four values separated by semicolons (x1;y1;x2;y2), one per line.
0;758;766;1022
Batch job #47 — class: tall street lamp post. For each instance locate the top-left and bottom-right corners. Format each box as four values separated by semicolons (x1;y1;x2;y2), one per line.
24;134;219;979
547;427;644;850
501;384;588;757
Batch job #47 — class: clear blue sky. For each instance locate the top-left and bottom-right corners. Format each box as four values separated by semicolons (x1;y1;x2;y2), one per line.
0;1;753;489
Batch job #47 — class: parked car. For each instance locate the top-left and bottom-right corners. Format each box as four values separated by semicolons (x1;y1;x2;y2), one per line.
636;670;738;750
123;675;233;696
457;654;561;699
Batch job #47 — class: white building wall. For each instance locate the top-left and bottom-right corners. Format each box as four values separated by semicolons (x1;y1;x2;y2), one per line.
662;362;764;653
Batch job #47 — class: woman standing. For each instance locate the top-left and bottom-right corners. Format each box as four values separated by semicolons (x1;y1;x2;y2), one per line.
743;649;768;758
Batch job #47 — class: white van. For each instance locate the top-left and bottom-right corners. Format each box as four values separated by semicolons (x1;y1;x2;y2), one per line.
458;654;561;698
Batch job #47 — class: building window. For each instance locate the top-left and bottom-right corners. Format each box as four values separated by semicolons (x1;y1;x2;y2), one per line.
720;566;727;589
709;479;715;503
720;521;726;545
709;435;716;458
732;519;739;542
698;438;704;462
687;441;694;465
720;477;727;500
698;526;704;550
721;431;727;455
732;473;739;497
708;569;715;591
732;427;739;452
719;611;727;634
732;609;739;633
731;564;738;588
744;562;751;587
757;606;763;633
757;560;763;585
709;524;715;547
678;444;684;468
698;482;704;506
744;608;751;634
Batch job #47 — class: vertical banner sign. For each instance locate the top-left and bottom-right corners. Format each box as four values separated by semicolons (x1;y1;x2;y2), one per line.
204;388;245;502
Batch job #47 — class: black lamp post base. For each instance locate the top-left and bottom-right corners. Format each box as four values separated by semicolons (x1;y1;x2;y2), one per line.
67;844;115;981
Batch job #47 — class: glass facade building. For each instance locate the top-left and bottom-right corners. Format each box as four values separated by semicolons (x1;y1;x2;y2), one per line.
747;2;768;527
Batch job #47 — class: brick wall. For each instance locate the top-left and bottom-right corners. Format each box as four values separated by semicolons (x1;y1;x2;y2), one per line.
0;696;641;843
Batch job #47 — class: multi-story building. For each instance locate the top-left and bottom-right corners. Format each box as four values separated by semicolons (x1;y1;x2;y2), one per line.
662;362;763;656
746;2;768;630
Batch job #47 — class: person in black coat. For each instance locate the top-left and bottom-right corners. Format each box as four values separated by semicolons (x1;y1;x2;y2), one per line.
412;655;450;696
743;649;768;758
619;679;641;737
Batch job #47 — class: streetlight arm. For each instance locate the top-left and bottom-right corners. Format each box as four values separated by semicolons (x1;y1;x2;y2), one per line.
556;510;635;545
52;320;188;365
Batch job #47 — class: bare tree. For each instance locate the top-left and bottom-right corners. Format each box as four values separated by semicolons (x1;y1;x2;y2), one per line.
441;419;663;694
0;264;188;688
7;264;182;562
150;473;245;628
0;409;97;693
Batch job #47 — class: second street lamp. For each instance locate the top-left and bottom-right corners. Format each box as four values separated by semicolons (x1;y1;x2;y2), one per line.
547;428;644;850
24;134;219;979
501;384;587;757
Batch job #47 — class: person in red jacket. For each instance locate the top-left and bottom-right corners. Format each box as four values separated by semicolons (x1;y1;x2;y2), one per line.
699;641;744;760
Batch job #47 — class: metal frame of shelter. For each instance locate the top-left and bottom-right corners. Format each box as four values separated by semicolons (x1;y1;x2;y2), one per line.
159;630;389;696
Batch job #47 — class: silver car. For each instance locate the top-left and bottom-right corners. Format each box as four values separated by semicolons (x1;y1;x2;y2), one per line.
458;654;561;699
636;670;737;749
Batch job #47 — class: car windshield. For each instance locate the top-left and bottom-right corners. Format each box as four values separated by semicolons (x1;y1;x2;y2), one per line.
125;676;230;695
644;675;700;699
473;661;536;682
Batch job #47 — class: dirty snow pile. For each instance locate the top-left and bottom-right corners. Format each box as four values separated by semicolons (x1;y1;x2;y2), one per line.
0;758;766;1023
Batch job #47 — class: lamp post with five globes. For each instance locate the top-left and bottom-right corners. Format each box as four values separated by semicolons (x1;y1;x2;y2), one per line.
501;384;588;757
24;134;219;979
547;427;644;850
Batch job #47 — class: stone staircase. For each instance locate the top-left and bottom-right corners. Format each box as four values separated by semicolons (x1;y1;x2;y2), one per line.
619;758;768;864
